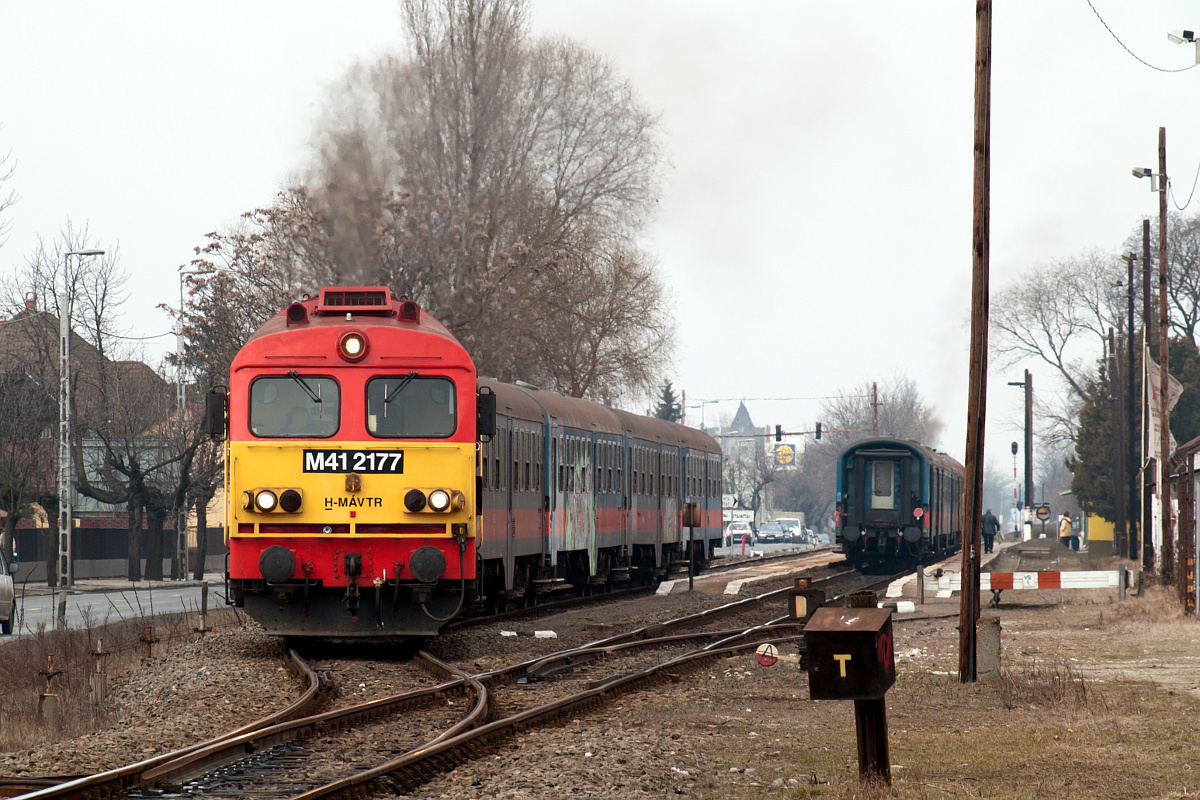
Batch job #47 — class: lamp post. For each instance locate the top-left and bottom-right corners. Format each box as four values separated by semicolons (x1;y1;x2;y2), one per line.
1007;372;1033;541
58;248;105;588
688;399;719;430
173;268;213;579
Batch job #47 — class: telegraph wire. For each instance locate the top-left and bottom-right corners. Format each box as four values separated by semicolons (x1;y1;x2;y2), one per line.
1084;0;1200;73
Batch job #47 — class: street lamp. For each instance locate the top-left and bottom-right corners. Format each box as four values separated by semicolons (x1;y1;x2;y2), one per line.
58;248;105;589
1167;29;1200;63
687;399;719;430
1007;371;1033;540
174;267;214;580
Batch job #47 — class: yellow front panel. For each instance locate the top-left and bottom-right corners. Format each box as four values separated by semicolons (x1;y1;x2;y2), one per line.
228;440;476;537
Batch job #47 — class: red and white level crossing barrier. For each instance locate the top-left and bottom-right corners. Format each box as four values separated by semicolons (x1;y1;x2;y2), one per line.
925;570;1124;594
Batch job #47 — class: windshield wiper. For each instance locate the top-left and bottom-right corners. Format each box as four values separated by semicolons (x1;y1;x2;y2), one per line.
287;370;322;404
384;371;419;405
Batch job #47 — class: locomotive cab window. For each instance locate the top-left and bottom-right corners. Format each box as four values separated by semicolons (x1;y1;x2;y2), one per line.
366;376;456;438
250;375;340;438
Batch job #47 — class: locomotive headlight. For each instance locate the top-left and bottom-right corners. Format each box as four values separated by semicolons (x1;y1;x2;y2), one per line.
428;489;451;512
255;490;278;512
338;331;368;362
279;489;303;513
404;489;427;513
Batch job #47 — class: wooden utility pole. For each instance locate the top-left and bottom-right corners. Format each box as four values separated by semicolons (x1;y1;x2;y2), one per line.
1159;127;1173;585
1023;370;1033;522
871;382;879;437
1143;220;1154;569
1111;327;1126;557
959;0;991;684
1126;253;1139;563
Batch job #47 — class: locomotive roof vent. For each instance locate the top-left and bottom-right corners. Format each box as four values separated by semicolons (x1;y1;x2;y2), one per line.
315;287;395;317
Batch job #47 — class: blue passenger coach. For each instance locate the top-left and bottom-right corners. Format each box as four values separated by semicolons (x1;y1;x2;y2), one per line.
834;438;964;566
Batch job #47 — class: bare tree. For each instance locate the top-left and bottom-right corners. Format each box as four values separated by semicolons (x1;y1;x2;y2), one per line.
523;239;673;404
0;127;16;251
724;439;778;526
1;229;200;581
260;0;672;401
0;371;55;570
1122;212;1200;345
990;250;1124;400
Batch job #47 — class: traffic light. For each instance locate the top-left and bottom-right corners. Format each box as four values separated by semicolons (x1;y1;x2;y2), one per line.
815;422;822;440
775;424;782;442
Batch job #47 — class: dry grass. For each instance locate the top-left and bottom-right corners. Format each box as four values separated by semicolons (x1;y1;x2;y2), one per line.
0;608;243;748
998;658;1105;713
651;585;1200;800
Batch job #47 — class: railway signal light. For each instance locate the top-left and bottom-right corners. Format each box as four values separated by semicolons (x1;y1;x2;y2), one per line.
815;422;822;440
775;424;782;442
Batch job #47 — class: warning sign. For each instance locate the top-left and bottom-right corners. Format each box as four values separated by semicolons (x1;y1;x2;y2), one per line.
755;643;779;667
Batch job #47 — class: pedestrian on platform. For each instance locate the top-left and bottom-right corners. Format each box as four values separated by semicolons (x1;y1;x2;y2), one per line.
1059;512;1072;548
981;508;999;554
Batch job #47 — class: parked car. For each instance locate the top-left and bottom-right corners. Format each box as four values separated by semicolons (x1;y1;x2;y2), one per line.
0;549;15;635
775;517;803;542
757;521;788;543
724;521;755;546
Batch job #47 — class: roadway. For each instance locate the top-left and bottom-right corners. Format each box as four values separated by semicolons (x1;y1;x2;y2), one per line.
2;573;227;640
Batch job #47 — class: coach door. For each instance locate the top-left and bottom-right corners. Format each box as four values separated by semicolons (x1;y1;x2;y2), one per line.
870;460;896;510
495;417;513;588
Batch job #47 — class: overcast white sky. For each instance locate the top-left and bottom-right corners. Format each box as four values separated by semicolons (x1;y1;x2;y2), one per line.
2;1;1199;473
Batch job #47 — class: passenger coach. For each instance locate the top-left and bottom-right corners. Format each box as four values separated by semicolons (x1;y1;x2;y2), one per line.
834;438;963;566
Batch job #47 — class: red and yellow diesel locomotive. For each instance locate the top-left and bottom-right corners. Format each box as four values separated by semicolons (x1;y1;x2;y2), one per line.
208;287;724;637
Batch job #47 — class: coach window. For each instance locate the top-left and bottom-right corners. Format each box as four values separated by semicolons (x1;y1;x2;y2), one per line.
250;375;340;438
366;376;456;438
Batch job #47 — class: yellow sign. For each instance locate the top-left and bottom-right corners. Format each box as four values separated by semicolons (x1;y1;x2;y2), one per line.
774;443;796;466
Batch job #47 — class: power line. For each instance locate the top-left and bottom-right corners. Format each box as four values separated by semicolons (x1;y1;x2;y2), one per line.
106;331;173;341
692;395;871;403
1171;160;1200;211
1084;0;1200;73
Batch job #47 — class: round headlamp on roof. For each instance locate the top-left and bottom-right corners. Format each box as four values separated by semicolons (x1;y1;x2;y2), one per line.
337;331;369;362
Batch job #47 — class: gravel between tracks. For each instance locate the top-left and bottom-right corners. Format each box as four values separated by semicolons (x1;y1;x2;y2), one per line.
0;554;843;788
0;627;293;776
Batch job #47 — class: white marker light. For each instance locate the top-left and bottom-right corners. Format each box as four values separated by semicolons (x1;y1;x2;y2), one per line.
255;490;278;512
428;489;451;512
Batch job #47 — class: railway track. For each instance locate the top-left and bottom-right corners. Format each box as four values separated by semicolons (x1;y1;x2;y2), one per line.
445;546;843;632
8;563;897;800
12;650;323;800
